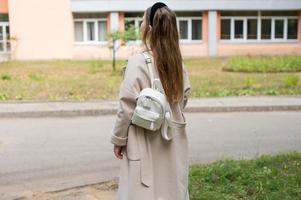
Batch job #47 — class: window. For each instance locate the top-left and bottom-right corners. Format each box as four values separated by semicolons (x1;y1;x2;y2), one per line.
73;12;108;43
191;19;202;40
179;20;188;39
5;25;10;51
124;12;203;42
177;17;202;41
125;19;135;31
98;21;107;41
0;14;9;22
87;21;95;41
221;11;298;42
124;17;143;41
221;19;231;39
0;23;10;53
0;14;10;53
247;19;257;39
0;26;3;51
74;21;84;42
124;12;143;41
73;19;107;43
124;18;142;32
138;20;143;28
234;19;244;39
275;19;284;39
176;12;202;41
287;19;298;39
261;19;272;39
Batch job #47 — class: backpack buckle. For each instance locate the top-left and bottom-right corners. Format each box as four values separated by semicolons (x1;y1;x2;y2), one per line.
145;57;152;64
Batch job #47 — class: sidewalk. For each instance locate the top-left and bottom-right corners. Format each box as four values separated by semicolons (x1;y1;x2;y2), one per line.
18;180;118;200
1;96;301;118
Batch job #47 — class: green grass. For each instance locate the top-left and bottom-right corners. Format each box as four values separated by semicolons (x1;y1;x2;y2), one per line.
224;55;301;73
0;56;301;101
186;57;301;97
189;152;301;200
0;60;126;101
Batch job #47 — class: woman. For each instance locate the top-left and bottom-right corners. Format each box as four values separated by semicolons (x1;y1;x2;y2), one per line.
111;2;191;200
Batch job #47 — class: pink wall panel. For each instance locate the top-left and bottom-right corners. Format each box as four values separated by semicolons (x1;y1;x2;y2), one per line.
0;0;8;13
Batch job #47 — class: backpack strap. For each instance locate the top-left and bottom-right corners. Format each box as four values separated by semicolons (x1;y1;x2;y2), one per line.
142;51;166;94
142;52;155;89
142;52;173;141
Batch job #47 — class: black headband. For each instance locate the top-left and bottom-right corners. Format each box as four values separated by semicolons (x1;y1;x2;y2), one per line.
149;2;167;26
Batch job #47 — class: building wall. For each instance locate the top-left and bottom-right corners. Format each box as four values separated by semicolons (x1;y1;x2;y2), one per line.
107;12;111;33
72;12;145;60
72;9;301;59
118;12;125;31
217;10;301;56
73;12;113;60
72;10;210;59
0;0;8;13
73;45;111;59
179;11;208;57
8;0;74;60
218;43;301;56
4;0;301;60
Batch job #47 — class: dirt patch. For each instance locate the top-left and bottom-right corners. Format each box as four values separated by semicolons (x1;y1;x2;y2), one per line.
17;180;118;200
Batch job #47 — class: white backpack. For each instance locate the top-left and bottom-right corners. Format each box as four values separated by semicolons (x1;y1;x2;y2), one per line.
131;52;173;141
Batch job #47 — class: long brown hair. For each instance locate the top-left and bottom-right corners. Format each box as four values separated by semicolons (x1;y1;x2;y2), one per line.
142;6;183;106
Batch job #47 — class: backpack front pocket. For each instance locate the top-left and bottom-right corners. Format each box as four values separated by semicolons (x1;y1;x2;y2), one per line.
131;106;163;131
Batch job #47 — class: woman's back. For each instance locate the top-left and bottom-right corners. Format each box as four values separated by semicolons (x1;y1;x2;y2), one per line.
141;49;190;122
111;2;191;200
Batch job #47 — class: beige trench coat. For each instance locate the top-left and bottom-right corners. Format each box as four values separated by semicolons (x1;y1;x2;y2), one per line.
111;50;191;200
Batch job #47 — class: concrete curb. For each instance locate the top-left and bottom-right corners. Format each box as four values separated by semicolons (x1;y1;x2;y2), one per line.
0;96;301;118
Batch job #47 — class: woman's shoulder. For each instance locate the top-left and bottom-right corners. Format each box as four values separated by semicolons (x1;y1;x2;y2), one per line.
124;51;149;76
126;51;150;69
128;49;152;60
127;52;145;63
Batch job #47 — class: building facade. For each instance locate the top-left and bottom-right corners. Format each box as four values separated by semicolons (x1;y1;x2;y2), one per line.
0;0;301;60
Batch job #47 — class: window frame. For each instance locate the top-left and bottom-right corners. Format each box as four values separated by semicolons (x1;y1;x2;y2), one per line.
287;18;299;40
221;12;298;43
177;16;203;43
273;18;286;40
0;22;10;53
232;17;248;41
124;17;143;44
246;18;258;40
123;16;203;44
124;17;143;32
74;18;108;45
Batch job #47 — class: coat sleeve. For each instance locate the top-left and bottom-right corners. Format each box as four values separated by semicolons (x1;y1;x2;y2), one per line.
110;55;144;146
182;64;191;109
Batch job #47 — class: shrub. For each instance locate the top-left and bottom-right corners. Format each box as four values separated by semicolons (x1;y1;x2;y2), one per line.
1;74;12;81
282;75;299;88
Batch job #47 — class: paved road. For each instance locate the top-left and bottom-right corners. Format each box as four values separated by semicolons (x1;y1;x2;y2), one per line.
0;111;301;200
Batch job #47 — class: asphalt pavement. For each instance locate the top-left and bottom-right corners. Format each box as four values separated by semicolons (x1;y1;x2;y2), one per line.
1;111;300;200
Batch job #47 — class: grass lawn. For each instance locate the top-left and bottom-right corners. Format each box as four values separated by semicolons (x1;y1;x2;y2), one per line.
0;60;127;101
223;55;301;73
189;152;301;200
0;56;300;101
